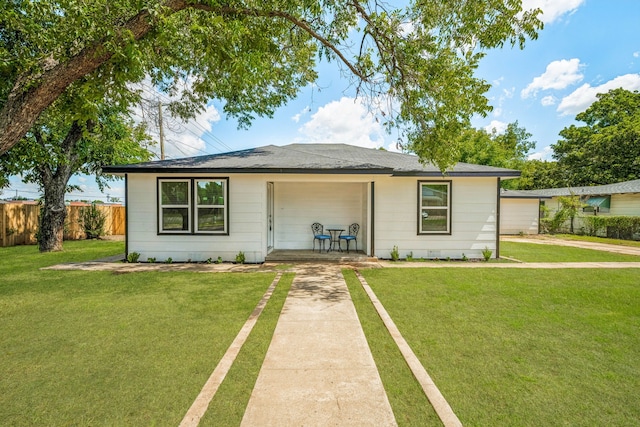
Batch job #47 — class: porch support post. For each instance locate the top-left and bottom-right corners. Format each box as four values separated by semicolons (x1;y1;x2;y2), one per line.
496;177;500;259
370;181;375;257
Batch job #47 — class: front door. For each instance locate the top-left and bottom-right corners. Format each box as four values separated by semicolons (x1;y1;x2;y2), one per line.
267;182;274;252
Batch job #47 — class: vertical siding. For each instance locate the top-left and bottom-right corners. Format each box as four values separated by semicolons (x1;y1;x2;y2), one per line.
500;198;540;235
375;176;498;259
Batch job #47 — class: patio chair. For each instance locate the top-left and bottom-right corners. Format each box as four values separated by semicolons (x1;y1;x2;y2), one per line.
339;223;359;253
311;222;331;253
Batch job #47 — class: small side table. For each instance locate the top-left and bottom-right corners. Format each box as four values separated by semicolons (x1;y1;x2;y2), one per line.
327;228;344;252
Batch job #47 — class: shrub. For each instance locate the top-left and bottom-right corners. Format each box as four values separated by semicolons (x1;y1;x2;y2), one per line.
146;257;156;263
235;251;245;264
80;203;106;239
127;252;140;263
165;257;173;264
405;251;414;261
390;245;399;261
482;247;492;262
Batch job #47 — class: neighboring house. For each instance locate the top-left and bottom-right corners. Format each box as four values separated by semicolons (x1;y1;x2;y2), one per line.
103;143;520;262
499;189;550;235
501;179;640;234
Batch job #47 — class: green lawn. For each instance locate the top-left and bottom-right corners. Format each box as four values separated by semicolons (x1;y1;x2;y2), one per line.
359;267;640;426
553;234;640;248
500;240;640;262
0;241;276;425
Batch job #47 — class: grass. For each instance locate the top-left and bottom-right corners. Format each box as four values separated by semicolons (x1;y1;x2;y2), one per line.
553;233;640;248
200;273;294;426
500;240;640;262
343;270;441;426
0;240;276;425
360;267;640;426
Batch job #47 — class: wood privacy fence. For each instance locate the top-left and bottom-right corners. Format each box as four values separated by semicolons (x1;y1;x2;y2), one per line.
0;202;125;247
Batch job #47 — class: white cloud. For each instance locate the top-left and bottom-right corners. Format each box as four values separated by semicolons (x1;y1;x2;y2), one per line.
557;73;640;116
634;51;640;58
484;120;508;134
528;145;554;161
521;58;584;98
291;106;310;123
297;97;386;148
541;95;557;106
521;0;585;24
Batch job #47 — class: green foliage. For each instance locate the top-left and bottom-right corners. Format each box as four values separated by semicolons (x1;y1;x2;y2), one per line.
405;251;414;261
482;247;492;261
553;88;640;186
235;251;245;264
80;203;106;239
147;257;156;263
517;160;562;190
390;245;399;261
541;195;584;234
165;257;172;264
126;252;140;263
0;0;542;169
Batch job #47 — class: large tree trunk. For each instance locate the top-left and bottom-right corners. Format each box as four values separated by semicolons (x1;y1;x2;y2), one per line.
36;123;83;252
38;180;69;252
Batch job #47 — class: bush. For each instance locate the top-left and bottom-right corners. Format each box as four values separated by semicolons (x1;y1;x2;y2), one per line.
80;204;106;239
235;251;245;264
390;245;399;261
482;247;492;262
127;252;140;263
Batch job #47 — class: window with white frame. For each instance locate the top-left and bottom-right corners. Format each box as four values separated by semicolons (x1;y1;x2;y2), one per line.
158;178;228;234
418;181;451;234
195;179;227;233
159;179;191;233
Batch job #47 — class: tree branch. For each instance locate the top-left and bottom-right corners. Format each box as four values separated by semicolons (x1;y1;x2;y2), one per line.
0;0;366;155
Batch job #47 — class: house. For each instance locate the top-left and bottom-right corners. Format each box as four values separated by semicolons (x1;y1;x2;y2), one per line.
501;179;640;234
103;143;520;262
499;189;551;235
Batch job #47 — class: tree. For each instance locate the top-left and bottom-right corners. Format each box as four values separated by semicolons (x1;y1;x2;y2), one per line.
0;95;152;252
455;121;535;188
516;160;562;190
552;88;640;186
0;0;542;170
457;121;535;168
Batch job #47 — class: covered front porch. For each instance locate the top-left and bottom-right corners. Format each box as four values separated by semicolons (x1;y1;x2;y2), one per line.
267;180;374;257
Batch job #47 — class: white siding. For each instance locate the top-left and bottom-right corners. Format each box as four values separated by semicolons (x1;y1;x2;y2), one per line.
125;173;502;262
610;194;640;216
274;182;367;250
374;177;498;259
500;198;540;235
127;173;267;263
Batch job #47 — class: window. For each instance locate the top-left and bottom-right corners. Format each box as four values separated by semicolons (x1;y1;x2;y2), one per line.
159;179;191;233
158;178;228;235
195;179;227;233
418;181;451;234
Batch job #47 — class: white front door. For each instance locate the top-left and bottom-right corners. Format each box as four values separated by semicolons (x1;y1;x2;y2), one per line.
267;182;274;252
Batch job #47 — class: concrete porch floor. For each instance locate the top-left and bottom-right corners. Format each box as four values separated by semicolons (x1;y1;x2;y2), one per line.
265;249;376;263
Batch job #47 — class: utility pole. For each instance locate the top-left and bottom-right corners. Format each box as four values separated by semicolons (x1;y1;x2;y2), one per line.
158;102;165;160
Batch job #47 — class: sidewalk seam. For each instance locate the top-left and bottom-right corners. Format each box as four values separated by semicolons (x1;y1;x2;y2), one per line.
179;272;283;427
355;270;463;427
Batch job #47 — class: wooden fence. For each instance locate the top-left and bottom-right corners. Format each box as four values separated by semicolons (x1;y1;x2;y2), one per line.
0;202;125;247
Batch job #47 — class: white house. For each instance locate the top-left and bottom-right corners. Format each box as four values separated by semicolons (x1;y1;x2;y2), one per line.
500;179;640;235
499;189;550;235
103;143;520;262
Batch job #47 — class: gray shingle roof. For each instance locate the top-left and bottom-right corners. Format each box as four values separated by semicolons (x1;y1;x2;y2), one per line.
103;143;520;177
501;179;640;198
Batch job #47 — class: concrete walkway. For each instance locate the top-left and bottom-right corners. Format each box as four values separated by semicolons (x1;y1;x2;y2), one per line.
240;264;397;426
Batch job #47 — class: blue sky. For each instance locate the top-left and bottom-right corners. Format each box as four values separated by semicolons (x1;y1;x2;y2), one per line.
5;0;640;202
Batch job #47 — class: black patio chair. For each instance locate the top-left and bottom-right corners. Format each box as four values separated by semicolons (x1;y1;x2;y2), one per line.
311;222;331;252
339;223;359;253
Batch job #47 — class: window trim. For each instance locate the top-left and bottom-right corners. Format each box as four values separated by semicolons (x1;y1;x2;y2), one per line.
158;178;192;234
417;180;452;235
157;177;229;236
194;178;229;234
